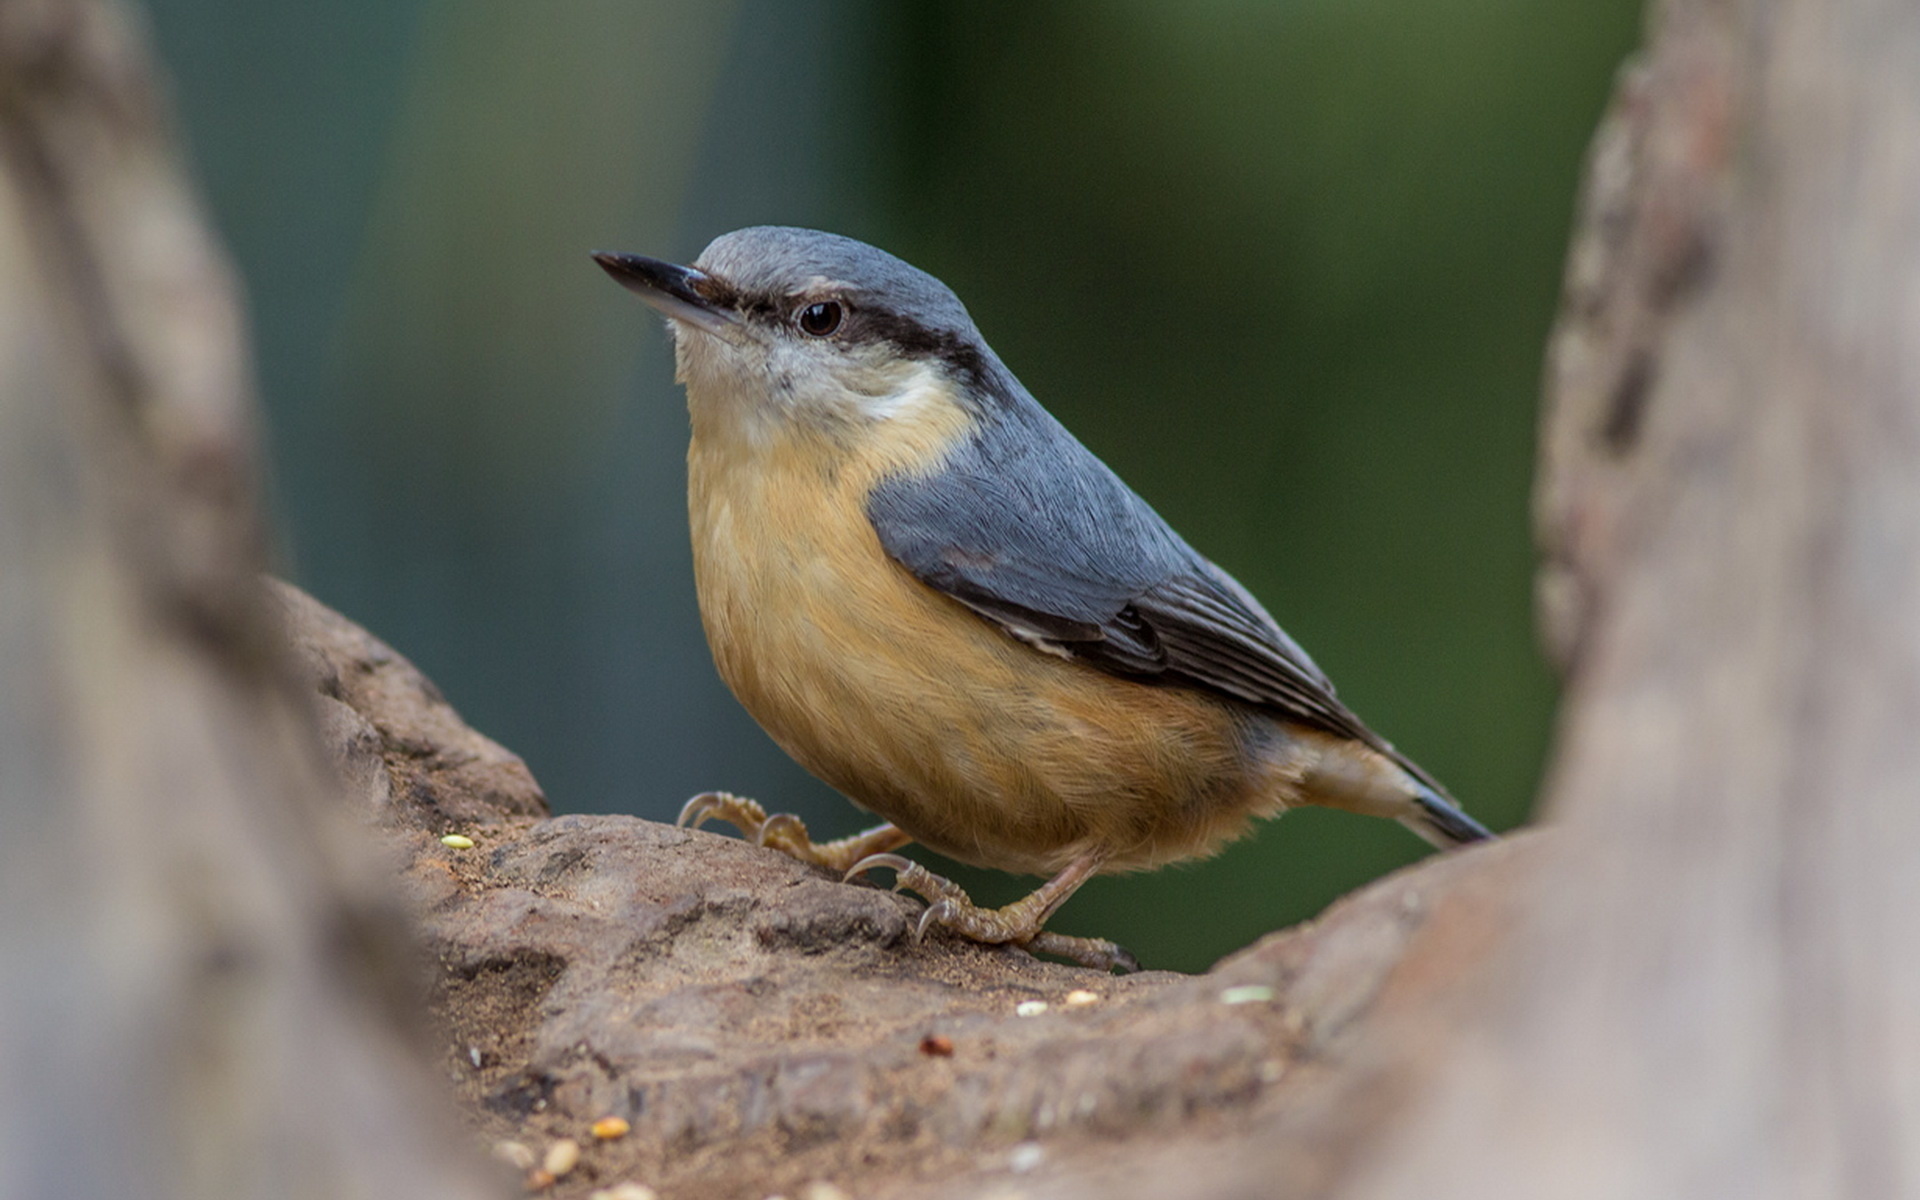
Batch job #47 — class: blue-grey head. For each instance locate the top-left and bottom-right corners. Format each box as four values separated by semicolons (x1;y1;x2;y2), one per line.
594;227;1002;439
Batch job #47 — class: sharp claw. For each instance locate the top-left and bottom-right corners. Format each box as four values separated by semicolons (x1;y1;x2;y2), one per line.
756;812;802;847
843;852;914;885
676;792;720;829
915;900;956;944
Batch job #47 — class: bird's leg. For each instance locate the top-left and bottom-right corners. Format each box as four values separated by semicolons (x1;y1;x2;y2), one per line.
845;850;1138;973
677;791;912;874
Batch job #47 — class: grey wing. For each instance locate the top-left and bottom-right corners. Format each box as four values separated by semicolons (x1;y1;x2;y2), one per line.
864;400;1384;751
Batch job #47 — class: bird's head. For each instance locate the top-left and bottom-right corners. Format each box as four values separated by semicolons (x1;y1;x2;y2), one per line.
595;227;997;444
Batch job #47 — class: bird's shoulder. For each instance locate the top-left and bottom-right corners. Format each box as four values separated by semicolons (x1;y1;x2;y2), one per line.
864;390;1372;744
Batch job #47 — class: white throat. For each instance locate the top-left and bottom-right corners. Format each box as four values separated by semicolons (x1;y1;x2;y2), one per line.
674;322;954;448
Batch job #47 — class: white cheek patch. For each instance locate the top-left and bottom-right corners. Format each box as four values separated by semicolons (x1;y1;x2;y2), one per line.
847;360;949;423
757;344;947;427
859;374;944;422
680;327;958;442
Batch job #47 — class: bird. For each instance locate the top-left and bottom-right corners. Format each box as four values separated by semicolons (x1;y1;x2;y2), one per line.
593;226;1491;972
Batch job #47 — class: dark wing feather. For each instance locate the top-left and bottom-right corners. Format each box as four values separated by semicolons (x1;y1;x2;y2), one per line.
866;395;1388;752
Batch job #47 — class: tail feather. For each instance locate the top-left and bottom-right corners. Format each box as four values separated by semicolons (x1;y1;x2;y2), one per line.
1399;784;1496;848
1367;735;1496;849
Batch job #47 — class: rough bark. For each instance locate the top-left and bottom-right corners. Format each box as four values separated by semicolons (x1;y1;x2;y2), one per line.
279;579;1535;1200
0;1;1531;1197
13;0;1918;1195
1347;0;1920;1196
0;2;496;1197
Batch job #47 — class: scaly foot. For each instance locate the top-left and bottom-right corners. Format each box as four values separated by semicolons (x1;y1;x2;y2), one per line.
677;791;911;874
844;852;1139;973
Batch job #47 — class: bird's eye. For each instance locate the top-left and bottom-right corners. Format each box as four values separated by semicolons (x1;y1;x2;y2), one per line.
796;300;844;337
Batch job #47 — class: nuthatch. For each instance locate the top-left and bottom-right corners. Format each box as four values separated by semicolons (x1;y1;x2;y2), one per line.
594;227;1491;972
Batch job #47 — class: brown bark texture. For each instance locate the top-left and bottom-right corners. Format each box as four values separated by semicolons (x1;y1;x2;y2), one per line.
0;2;1528;1195
8;0;1920;1196
279;577;1536;1200
1350;0;1920;1195
0;2;494;1198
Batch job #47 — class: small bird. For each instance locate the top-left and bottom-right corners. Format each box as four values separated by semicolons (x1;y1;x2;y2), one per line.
595;227;1491;972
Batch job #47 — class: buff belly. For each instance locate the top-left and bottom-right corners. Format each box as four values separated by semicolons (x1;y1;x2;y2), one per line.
686;418;1310;877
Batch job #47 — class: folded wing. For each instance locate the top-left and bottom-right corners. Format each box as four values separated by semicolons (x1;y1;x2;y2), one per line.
866;399;1401;759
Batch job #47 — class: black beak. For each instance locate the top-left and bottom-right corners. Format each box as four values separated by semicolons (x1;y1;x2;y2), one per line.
591;251;738;332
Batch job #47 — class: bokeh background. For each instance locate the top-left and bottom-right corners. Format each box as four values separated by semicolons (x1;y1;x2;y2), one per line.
146;0;1638;972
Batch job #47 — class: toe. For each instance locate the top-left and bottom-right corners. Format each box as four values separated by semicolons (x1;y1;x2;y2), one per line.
677;791;727;829
1024;931;1141;973
915;899;962;944
843;852;915;886
756;812;806;848
677;791;769;836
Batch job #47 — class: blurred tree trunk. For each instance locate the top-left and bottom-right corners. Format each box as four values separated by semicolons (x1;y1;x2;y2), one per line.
9;0;1920;1195
0;2;495;1197
1349;0;1920;1195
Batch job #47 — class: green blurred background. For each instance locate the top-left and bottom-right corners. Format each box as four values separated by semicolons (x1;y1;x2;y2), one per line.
146;0;1637;972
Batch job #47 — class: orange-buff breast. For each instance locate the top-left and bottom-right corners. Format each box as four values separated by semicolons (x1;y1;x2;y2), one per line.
686;393;1308;877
